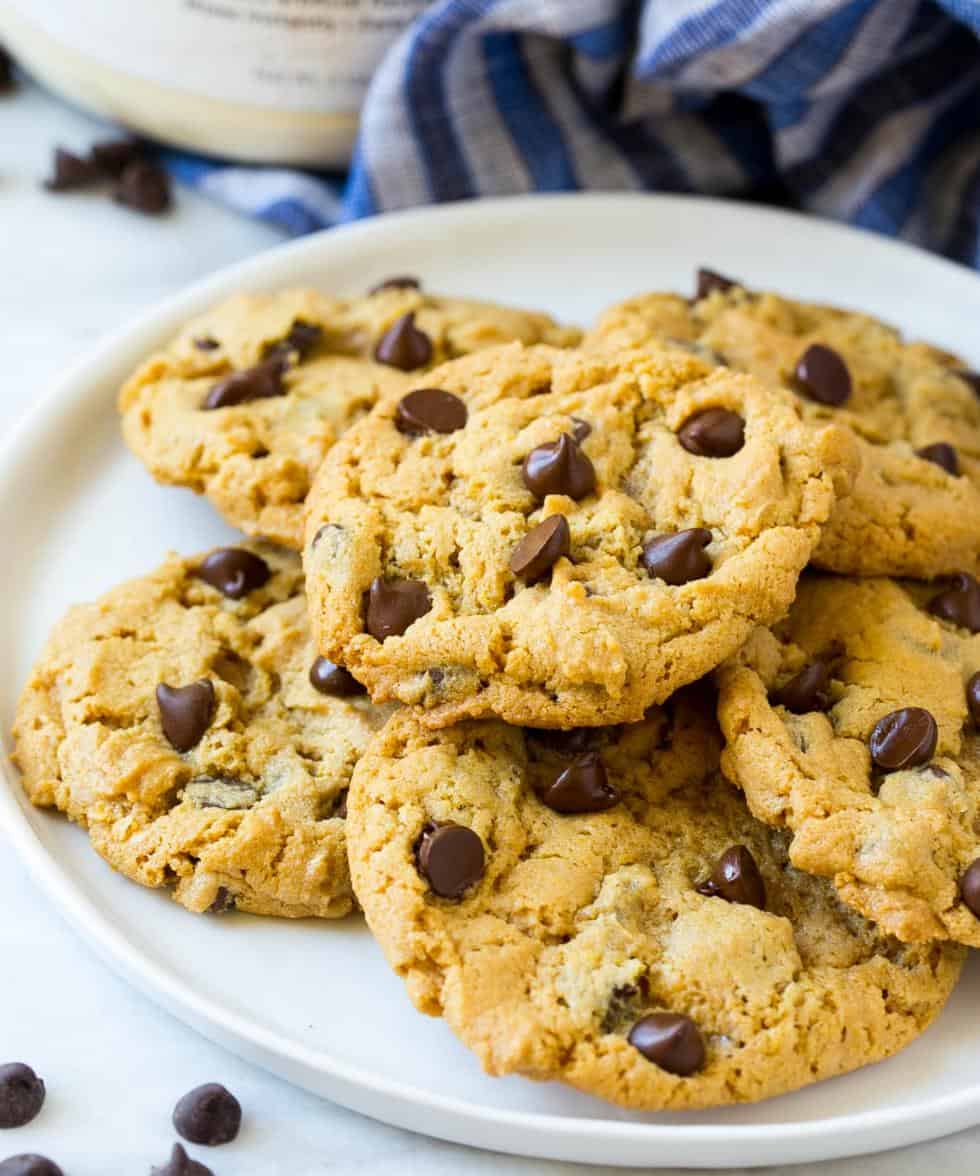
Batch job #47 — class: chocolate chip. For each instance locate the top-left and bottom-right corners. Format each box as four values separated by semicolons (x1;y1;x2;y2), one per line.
264;319;322;365
373;312;433;371
0;1158;62;1176
509;515;570;584
208;888;235;915
0;1064;45;1128
0;47;14;93
916;442;959;475
203;357;285;409
571;418;591;443
193;336;220;351
960;859;980;918
416;823;485;898
309;657;366;697
968;672;980;725
365;578;431;641
927;573;980;633
173;1083;241;1146
152;1143;213;1176
641;528;712;586
957;370;980;397
697;845;766;909
793;344;852;406
195;548;271;599
113;159;172;215
628;1013;706;1076
870;708;938;772
43;148;102;192
334;789;349;820
395;388;467;435
677;408;745;457
539;752;619;814
695;268;737;299
771;659;831;714
90;137;143;177
522;434;596;500
156;681;215;753
370;276;421;294
525;728;603;755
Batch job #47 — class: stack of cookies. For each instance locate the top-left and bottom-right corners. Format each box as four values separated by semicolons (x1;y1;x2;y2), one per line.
14;269;980;1111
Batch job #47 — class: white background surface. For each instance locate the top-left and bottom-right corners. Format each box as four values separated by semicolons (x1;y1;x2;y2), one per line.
2;80;980;1176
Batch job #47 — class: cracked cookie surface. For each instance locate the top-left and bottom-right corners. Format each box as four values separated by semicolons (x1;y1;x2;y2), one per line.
346;701;962;1110
304;341;857;728
13;543;392;917
119;286;581;549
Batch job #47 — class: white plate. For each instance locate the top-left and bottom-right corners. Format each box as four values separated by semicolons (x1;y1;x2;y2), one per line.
2;194;979;1170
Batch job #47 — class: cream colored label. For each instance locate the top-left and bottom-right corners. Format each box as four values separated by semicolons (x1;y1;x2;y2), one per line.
7;0;428;111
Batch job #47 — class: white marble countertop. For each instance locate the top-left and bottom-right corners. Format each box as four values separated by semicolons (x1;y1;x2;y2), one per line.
1;79;978;1176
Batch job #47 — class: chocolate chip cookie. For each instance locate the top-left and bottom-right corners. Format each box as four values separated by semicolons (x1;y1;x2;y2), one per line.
119;284;581;550
346;699;962;1110
13;544;392;917
304;341;857;728
717;573;980;943
589;275;980;578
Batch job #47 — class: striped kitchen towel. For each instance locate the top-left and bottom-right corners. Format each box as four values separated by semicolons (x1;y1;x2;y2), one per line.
167;0;980;267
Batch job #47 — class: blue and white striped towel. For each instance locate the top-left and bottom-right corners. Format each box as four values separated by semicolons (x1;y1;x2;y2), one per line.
167;0;980;268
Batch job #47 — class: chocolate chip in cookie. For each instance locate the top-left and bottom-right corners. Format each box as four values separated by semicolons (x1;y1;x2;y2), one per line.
694;268;737;300
264;319;322;365
395;388;467;436
793;344;851;406
309;657;366;697
522;433;596;501
968;672;980;725
627;1013;706;1076
641;529;712;586
539;752;619;814
195;548;271;599
0;1064;45;1128
374;312;433;371
697;845;766;909
927;573;980;633
916;442;959;476
869;708;938;772
173;1083;241;1146
370;275;421;294
416;822;485;898
365;578;431;641
677;408;745;457
202;357;285;410
156;680;215;752
960;859;980;918
771;659;832;714
509;516;570;584
957;369;980;397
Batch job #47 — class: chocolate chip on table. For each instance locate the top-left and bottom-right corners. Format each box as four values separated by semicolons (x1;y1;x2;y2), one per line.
309;657;366;697
416;822;485;898
968;672;980;725
960;859;980;918
203;357;285;410
628;1013;706;1076
509;515;570;584
916;442;959;475
869;707;938;772
173;1083;241;1146
0;1064;45;1128
771;659;831;714
522;434;596;500
152;1142;213;1176
156;680;215;753
641;528;712;586
265;319;322;364
0;1158;62;1176
539;752;619;814
90;137;143;177
373;312;433;370
369;275;421;294
43;147;102;192
697;845;766;909
677;407;745;457
365;577;431;641
195;548;271;599
395;388;467;435
956;369;980;396
793;343;852;406
927;573;980;633
695;268;737;299
114;159;172;215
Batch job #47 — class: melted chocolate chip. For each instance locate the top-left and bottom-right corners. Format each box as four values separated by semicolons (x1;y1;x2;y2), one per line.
195;548;271;599
628;1013;706;1076
373;312;433;370
152;1142;213;1176
695;268;737;299
522;434;596;500
202;357;285;410
265;319;322;364
870;707;938;772
309;657;366;697
641;528;712;586
365;578;431;641
0;1064;45;1128
697;845;766;909
395;388;467;435
571;417;591;443
370;275;421;294
960;858;980;918
173;1083;241;1146
208;888;235;915
793;344;852;406
525;727;603;755
677;407;745;457
927;573;980;633
0;1158;63;1176
156;681;215;753
916;442;959;475
416;823;485;898
43;148;101;192
113;159;172;215
771;659;831;714
539;753;619;814
509;515;570;583
90;137;143;177
968;672;980;725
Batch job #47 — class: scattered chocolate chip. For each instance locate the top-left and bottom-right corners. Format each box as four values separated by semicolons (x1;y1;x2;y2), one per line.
416;822;485;899
641;528;712;586
173;1083;241;1146
195;548;271;599
677;407;745;457
522;434;596;500
193;336;220;352
628;1013;705;1076
0;46;14;93
43;148;102;192
265;319;322;364
0;1158;62;1176
509;515;570;584
152;1142;213;1176
0;1064;45;1129
960;859;980;918
90;137;143;178
956;370;980;396
927;573;980;633
156;681;215;753
373;312;433;370
870;707;938;772
916;442;959;475
370;275;421;294
771;659;831;714
695;268;737;299
968;672;980;725
697;845;766;909
203;357;285;409
309;657;366;697
395;388;467;435
113;159;172;215
793;344;852;406
208;888;235;915
571;417;591;443
539;752;619;814
365;578;431;641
